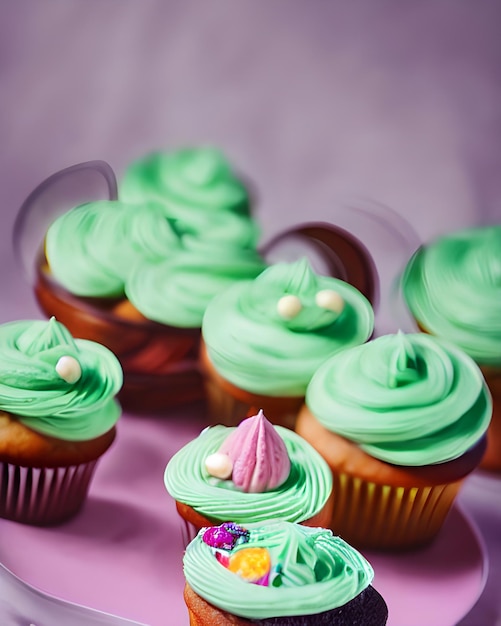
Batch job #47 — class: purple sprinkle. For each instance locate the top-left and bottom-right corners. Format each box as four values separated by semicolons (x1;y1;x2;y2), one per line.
202;526;238;550
221;522;250;541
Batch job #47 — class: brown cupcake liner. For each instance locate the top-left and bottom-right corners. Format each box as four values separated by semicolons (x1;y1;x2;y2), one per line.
0;460;99;526
328;471;463;551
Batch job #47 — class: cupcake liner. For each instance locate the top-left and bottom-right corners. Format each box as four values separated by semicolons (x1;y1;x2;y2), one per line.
329;472;463;550
479;366;501;472
0;460;99;526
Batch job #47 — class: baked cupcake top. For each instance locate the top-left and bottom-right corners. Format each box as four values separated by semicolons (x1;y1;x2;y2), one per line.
164;411;332;524
0;318;122;440
184;520;374;620
401;225;501;366
44;147;266;327
202;258;374;396
305;332;491;466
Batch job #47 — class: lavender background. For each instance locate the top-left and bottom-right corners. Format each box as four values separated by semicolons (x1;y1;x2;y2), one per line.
0;1;500;624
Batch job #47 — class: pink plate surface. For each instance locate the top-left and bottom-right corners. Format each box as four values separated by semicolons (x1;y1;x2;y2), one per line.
0;410;488;626
365;505;487;626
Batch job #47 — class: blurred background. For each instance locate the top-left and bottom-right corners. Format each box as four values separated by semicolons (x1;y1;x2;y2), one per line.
1;0;500;623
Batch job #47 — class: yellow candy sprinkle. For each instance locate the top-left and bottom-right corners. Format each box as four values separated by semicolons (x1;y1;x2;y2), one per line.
228;547;271;582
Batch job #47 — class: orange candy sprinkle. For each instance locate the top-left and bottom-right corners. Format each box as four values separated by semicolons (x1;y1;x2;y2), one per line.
228;547;271;582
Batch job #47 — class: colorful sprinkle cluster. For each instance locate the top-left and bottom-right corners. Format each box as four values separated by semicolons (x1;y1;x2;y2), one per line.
202;523;273;587
202;522;250;550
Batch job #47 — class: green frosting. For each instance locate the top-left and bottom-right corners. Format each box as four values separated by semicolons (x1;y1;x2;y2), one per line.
306;332;491;466
402;225;501;366
45;148;266;327
119;146;251;224
125;236;265;327
184;521;374;619
164;424;332;523
46;201;177;297
0;319;123;440
202;258;374;395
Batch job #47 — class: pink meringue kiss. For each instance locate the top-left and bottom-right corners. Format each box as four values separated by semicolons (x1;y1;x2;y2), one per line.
218;410;291;493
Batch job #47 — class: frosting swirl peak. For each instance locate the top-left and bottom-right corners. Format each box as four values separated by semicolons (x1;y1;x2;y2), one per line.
305;332;491;466
0;319;123;440
202;258;374;396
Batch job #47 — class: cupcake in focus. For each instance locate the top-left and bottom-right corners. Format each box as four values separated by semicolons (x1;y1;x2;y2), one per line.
401;225;501;472
35;147;265;412
164;410;333;545
296;331;491;550
0;318;123;525
183;520;388;625
201;258;374;429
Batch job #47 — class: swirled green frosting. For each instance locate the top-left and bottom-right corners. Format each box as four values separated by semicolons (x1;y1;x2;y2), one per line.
0;318;123;440
202;258;374;395
125;236;265;327
45;147;266;327
164;424;332;523
119;146;251;223
184;520;374;619
402;225;501;366
46;200;177;297
306;332;491;465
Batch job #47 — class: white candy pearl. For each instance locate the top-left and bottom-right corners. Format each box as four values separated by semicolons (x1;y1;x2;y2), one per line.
315;289;345;314
55;356;82;384
205;453;233;480
277;295;302;320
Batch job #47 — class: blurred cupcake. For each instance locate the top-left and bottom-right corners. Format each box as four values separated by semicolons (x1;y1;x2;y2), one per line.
164;410;333;545
119;146;253;221
401;225;501;472
296;331;491;550
201;258;374;429
35;147;265;412
0;318;122;526
183;520;388;625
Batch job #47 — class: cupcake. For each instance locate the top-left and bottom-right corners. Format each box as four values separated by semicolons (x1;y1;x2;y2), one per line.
201;258;374;429
0;317;122;526
401;224;501;472
164;410;334;545
34;147;266;412
296;331;491;550
183;520;388;625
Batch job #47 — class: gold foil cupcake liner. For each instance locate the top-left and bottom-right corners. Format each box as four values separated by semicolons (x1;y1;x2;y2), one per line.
329;472;463;551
